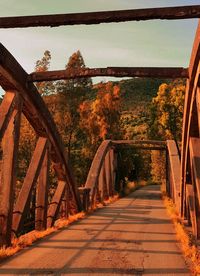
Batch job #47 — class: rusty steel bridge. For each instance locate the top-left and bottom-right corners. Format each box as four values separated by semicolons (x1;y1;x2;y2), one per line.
0;4;199;275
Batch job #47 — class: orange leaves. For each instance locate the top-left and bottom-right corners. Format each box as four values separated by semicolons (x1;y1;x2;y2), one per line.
113;85;120;98
150;80;185;140
79;82;121;145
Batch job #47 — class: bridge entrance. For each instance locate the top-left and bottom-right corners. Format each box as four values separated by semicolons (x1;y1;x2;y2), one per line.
0;6;199;273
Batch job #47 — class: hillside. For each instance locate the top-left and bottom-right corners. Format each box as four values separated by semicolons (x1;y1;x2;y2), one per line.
118;78;170;140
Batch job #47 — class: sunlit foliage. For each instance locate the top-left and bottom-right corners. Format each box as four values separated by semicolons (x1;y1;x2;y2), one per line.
148;79;185;141
79;82;121;146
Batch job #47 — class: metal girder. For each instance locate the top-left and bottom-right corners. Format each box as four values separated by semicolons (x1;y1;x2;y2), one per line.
28;67;188;82
0;5;199;28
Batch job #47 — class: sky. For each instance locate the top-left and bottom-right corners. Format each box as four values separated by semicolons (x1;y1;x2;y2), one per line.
0;0;199;89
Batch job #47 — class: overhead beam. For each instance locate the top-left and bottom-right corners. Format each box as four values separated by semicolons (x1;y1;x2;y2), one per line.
0;5;199;28
114;146;166;151
112;140;166;146
28;67;188;82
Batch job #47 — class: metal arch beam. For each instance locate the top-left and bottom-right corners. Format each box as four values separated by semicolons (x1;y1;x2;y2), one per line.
0;5;200;28
0;43;82;211
85;140;112;202
166;140;181;211
180;20;200;216
28;67;189;82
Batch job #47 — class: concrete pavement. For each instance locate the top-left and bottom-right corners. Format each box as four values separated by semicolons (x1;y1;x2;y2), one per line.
0;185;190;275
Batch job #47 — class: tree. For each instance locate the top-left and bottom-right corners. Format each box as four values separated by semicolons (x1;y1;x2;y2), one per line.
148;79;185;141
34;50;55;95
56;50;93;159
148;79;185;184
79;82;121;148
64;50;92;91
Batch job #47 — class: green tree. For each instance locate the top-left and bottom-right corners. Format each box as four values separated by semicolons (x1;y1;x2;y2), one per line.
148;79;185;184
148;79;185;141
64;50;92;91
35;50;55;95
56;50;93;159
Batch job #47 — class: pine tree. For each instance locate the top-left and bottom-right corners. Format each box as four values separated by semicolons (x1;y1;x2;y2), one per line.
56;50;93;159
35;50;55;95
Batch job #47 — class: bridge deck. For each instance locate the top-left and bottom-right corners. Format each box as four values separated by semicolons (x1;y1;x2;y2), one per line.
0;185;189;275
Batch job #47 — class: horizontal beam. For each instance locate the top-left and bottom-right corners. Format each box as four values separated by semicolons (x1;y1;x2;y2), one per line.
28;67;188;82
112;140;166;146
114;145;166;151
0;6;199;28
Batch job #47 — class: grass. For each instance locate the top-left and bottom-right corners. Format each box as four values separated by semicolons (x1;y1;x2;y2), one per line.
163;195;200;276
0;195;119;262
123;179;159;196
0;212;86;261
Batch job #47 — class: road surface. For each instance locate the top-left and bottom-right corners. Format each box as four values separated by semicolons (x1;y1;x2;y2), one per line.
0;185;190;275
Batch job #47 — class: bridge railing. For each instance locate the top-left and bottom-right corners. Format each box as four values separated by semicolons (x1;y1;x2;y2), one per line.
83;140;117;209
83;139;166;210
180;20;200;239
166;140;181;213
0;42;167;247
163;20;200;239
0;6;199;247
0;43;82;246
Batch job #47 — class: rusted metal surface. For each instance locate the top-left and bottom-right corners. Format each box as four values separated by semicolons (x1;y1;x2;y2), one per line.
12;137;48;234
0;96;21;245
100;163;109;201
0;4;199;245
0;92;16;140
161;20;200;238
47;181;66;228
98;168;104;202
180;20;200;218
189;137;200;238
166;140;181;213
78;187;91;212
0;43;82;214
105;151;113;197
0;6;199;28
84;139;168;211
196;87;200;135
28;67;188;82
186;184;197;236
188;21;200;81
35;146;50;231
114;145;166;151
109;149;115;197
85;140;112;204
112;140;166;146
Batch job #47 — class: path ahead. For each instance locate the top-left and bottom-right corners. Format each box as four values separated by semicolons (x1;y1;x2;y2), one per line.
0;185;190;275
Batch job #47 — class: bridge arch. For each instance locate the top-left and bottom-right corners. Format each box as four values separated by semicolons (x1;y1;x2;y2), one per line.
0;6;199;247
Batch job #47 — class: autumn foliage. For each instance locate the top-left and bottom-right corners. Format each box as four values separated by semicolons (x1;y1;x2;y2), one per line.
19;49;186;190
148;79;185;141
79;82;121;145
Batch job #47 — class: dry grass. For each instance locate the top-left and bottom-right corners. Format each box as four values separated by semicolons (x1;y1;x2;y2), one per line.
163;195;200;276
123;180;143;195
95;194;119;209
0;196;119;262
0;212;86;261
